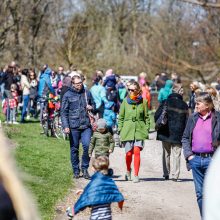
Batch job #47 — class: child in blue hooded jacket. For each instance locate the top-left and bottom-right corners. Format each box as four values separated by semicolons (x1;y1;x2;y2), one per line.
103;101;116;134
66;156;124;219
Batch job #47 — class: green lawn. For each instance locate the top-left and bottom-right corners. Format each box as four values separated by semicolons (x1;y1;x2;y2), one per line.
2;118;73;220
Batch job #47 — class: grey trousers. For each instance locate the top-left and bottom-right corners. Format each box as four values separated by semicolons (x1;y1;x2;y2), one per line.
162;141;182;179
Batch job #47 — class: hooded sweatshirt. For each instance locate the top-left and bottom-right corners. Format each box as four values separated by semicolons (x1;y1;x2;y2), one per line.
158;80;173;103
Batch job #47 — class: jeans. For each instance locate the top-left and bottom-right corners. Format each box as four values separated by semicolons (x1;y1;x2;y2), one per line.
69;127;92;175
21;95;30;122
0;83;5;99
189;155;212;216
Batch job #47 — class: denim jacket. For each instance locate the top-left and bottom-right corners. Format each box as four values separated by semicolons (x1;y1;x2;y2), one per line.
61;86;95;129
182;110;220;159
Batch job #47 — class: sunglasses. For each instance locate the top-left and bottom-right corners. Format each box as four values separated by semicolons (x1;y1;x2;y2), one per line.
128;89;135;92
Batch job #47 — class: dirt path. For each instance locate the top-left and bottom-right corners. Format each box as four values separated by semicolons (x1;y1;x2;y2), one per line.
54;132;200;220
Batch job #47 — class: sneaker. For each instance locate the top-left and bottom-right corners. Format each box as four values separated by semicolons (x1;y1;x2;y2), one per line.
133;176;140;183
8;121;12;124
82;170;90;179
27;115;30;120
172;178;178;182
125;171;131;181
12;121;19;125
66;207;73;219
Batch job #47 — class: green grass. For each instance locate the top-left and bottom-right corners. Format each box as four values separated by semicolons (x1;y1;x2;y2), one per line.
1;115;73;220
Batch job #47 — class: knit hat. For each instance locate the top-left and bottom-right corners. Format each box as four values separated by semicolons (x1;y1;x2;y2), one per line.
97;119;107;130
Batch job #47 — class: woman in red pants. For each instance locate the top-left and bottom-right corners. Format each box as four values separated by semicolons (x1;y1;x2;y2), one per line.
118;81;150;183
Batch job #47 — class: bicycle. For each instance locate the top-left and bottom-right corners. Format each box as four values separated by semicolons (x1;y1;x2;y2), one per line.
40;94;67;139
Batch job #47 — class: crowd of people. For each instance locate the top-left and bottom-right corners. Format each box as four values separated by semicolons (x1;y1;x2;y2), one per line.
1;61;220;219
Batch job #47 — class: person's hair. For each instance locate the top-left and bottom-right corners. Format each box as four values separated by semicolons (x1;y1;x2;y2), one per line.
172;83;183;95
10;83;17;91
22;69;29;76
0;131;40;220
93;75;102;85
92;156;109;175
205;86;217;98
190;81;199;91
28;70;37;80
196;92;215;111
7;66;13;74
130;81;141;94
72;75;82;84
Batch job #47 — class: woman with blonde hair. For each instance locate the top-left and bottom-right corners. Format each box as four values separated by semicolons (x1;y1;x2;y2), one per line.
0;130;40;220
118;80;150;183
205;86;220;111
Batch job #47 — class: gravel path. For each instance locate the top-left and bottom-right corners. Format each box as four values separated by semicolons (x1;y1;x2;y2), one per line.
54;132;200;220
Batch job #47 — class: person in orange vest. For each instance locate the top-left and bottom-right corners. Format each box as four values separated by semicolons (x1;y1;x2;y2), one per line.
139;72;151;109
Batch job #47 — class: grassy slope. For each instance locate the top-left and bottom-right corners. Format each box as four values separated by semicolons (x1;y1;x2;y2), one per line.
3;120;73;220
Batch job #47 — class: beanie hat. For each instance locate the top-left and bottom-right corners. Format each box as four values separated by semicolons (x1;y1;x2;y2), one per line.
97;119;107;130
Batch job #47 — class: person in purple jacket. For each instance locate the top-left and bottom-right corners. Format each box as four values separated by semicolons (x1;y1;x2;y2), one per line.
182;92;220;217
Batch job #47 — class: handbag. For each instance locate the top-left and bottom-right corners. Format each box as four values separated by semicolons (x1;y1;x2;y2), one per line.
155;101;168;131
84;90;98;131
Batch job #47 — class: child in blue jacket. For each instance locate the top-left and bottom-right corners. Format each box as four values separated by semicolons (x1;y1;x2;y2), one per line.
103;101;116;134
66;156;124;219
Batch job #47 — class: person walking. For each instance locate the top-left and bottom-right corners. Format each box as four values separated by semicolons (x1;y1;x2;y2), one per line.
155;84;188;181
89;119;114;159
61;75;95;179
90;75;108;118
118;81;150;183
182;92;220;216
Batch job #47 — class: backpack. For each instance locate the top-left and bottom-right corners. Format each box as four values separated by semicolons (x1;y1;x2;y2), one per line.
106;89;118;103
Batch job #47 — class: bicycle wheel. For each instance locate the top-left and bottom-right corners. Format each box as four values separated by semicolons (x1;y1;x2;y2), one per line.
41;113;49;137
52;115;63;139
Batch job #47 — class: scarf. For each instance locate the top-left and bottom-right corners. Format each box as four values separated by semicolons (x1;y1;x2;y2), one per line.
127;94;143;105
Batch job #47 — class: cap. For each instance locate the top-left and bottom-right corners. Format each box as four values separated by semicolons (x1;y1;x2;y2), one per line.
97;119;107;130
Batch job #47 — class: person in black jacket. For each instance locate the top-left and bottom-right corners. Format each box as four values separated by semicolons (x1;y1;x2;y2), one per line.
155;84;188;181
61;75;95;179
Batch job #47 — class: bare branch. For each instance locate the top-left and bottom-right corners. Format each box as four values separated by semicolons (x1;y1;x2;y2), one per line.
177;0;220;8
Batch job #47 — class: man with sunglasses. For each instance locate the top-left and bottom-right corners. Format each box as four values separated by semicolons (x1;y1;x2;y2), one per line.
61;75;95;179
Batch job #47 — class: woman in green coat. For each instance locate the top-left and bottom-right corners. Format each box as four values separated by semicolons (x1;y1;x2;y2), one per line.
118;81;150;183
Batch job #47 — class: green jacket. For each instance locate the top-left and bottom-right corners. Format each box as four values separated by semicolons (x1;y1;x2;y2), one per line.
118;99;150;142
89;131;114;157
